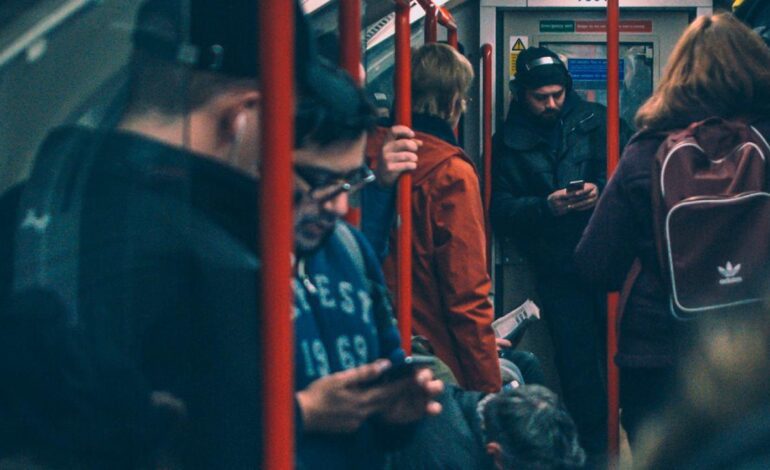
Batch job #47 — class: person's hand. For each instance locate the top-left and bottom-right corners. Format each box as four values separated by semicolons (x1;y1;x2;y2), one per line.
495;337;512;352
375;125;421;187
296;359;394;433
379;367;443;425
546;182;598;216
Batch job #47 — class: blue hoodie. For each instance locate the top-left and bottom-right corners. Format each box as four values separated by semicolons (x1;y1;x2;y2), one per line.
293;223;407;469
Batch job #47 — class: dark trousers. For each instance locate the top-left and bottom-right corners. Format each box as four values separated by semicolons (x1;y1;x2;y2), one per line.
537;276;608;460
620;366;675;451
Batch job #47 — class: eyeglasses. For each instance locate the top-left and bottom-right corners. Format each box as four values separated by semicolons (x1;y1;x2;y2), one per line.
294;164;376;203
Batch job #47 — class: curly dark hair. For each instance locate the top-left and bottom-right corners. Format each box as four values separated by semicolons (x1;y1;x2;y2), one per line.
484;385;586;470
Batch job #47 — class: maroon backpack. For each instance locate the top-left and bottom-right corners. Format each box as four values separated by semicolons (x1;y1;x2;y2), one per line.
651;118;770;320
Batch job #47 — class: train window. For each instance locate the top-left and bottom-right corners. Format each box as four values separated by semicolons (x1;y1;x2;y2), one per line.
0;0;146;195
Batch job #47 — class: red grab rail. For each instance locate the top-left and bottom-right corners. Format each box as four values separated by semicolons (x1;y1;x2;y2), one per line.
439;7;458;49
258;1;294;469
339;0;362;85
481;43;493;273
418;1;457;48
606;0;621;467
424;2;438;44
394;0;413;354
339;0;363;226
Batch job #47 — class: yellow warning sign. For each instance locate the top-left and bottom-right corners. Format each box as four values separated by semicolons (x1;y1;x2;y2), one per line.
509;36;529;77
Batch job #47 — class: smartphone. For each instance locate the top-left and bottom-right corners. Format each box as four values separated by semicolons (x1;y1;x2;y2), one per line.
566;180;585;193
365;356;435;386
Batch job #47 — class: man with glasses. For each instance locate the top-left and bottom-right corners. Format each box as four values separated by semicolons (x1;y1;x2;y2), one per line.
290;61;443;470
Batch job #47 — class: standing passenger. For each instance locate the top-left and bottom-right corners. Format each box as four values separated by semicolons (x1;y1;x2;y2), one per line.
574;13;770;450
373;43;501;393
491;46;631;465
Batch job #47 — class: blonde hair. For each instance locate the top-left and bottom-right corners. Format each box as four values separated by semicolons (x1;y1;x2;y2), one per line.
411;43;474;121
635;13;770;130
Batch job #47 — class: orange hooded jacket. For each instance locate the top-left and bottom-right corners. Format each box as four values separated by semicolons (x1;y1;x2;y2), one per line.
367;124;501;392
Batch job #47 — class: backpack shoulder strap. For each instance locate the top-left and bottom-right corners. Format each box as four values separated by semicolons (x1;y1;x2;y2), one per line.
334;222;400;347
14;130;100;325
335;222;367;283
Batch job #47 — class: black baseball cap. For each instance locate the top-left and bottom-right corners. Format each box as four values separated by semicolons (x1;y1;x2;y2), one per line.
132;0;318;88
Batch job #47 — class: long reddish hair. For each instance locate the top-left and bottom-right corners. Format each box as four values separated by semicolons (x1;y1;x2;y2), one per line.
636;13;770;130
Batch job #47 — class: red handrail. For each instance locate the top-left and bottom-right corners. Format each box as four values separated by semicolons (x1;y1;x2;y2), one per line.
481;44;493;273
258;1;294;469
395;0;413;354
439;7;458;49
424;2;438;44
339;0;362;85
418;1;457;48
339;0;363;226
606;0;621;467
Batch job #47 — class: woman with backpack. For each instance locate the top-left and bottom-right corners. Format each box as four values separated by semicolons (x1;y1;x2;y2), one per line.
574;13;770;450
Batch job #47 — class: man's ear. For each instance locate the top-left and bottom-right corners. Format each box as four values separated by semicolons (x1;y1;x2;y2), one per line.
486;442;505;470
448;92;463;124
213;89;260;142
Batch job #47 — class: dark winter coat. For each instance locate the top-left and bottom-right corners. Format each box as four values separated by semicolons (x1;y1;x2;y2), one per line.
574;119;770;368
387;385;492;470
491;92;632;277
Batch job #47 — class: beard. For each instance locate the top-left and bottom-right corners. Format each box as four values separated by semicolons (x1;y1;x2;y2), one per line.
294;212;338;256
535;108;561;125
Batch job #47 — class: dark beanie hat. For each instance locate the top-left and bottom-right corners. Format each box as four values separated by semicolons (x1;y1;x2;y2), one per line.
514;46;570;90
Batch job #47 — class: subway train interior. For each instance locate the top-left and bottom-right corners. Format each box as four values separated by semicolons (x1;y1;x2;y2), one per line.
3;0;770;468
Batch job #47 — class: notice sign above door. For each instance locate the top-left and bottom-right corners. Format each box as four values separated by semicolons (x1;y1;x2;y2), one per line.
540;20;653;34
540;20;575;33
576;20;653;33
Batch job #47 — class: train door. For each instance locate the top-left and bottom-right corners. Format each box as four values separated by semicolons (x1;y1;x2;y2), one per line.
481;0;710;388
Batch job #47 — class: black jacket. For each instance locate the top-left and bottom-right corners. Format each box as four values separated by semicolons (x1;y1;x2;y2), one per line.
491;92;632;276
0;127;262;468
387;385;491;470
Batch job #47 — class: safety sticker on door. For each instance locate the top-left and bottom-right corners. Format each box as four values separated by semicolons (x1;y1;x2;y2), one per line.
509;36;529;77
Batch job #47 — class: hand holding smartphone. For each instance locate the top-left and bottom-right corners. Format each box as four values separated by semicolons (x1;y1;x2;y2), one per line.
566;180;585;193
363;356;435;387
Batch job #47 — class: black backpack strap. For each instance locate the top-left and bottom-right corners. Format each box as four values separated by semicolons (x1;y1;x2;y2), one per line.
13;130;100;325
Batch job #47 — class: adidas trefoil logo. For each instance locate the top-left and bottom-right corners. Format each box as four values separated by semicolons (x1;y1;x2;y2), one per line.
20;209;51;233
718;261;743;285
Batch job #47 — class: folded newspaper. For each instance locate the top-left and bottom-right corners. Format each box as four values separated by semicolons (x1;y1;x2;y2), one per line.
492;299;540;347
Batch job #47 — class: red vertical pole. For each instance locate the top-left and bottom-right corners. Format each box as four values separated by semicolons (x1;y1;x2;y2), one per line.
339;0;362;85
339;0;363;226
482;44;493;273
606;0;621;467
395;0;412;355
424;3;438;44
259;2;294;469
447;28;459;50
441;8;459;50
